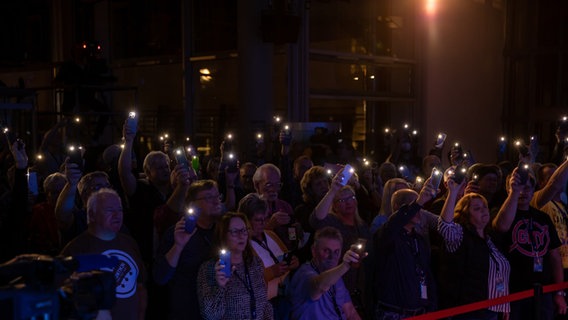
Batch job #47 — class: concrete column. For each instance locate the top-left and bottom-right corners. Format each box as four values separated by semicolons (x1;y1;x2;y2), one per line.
237;0;274;162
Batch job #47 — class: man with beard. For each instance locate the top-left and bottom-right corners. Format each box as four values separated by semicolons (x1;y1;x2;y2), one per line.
289;226;364;320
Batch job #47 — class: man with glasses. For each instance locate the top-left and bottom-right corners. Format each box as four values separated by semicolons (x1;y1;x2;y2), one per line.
253;163;299;250
154;179;225;320
289;226;363;320
55;165;115;246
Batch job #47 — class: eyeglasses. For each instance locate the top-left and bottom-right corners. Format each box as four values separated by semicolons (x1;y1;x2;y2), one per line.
263;182;283;190
227;228;249;237
196;194;222;202
335;195;356;204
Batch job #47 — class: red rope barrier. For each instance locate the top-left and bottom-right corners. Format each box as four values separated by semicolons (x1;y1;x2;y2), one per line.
406;281;568;320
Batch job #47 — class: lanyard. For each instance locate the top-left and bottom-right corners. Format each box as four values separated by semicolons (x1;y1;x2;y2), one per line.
234;263;257;320
252;234;280;264
310;261;343;319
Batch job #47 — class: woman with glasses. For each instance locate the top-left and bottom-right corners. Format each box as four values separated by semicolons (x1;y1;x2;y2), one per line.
239;193;300;320
197;212;273;320
310;167;371;317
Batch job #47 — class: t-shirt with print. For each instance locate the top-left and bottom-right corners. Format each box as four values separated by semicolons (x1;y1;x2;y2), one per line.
61;232;146;320
500;206;561;292
531;192;568;269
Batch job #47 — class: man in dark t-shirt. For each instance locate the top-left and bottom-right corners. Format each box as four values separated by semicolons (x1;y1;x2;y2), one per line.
493;168;566;319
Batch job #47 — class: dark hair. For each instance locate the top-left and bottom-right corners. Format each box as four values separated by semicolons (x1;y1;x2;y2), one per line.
300;166;329;203
187;179;218;202
313;226;343;248
215;212;254;265
237;193;267;220
454;193;490;233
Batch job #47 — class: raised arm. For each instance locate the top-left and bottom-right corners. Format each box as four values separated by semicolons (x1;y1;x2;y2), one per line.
309;247;362;300
118;119;137;196
532;158;568;209
312;170;344;221
440;178;463;223
492;168;522;232
55;160;82;231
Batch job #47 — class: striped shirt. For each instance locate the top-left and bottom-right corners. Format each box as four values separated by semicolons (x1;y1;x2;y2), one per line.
438;219;511;313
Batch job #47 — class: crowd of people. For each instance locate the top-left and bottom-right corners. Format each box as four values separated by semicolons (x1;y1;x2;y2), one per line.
0;113;568;320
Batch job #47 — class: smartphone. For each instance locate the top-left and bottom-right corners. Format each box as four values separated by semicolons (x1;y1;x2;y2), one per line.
282;124;291;136
184;207;199;233
435;132;447;148
127;110;138;128
351;238;367;268
517;161;530;185
430;167;443;190
398;165;410;179
226;152;238;173
354;238;367;254
514;139;530;157
191;155;200;171
414;176;424;190
174;148;189;169
471;174;480;185
219;249;232;277
224;133;234;153
67;145;84;171
340;164;355;186
452;165;468;184
27;170;39;196
283;251;295;265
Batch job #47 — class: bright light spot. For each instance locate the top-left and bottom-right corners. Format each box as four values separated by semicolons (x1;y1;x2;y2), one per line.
384;128;390;134
412;130;418;135
199;68;211;75
74;117;81;123
500;136;506;142
36;154;43;160
369;75;375;79
425;0;437;16
353;77;359;81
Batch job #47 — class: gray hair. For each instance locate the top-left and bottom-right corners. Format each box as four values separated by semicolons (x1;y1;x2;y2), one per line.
87;188;120;223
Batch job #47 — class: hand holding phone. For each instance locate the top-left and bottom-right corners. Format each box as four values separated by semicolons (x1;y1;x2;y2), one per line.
67;145;84;171
451;165;468;184
127;111;138;128
339;164;355;186
430;167;443;190
435;133;447;148
174;148;189;169
184;207;199;233
517;161;530;185
219;249;232;277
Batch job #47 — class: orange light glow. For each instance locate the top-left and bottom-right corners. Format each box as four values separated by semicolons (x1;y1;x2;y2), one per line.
425;0;437;16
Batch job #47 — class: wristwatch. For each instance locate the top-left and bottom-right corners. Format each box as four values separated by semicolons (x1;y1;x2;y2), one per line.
556;291;566;296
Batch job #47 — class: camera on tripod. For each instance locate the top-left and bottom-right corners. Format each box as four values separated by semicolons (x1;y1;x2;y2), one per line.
0;254;117;320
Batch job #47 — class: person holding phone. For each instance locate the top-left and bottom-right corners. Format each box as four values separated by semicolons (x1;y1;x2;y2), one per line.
437;178;511;320
310;167;371;315
239;193;300;320
153;179;224;320
493;168;566;319
373;179;438;318
197;212;273;320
